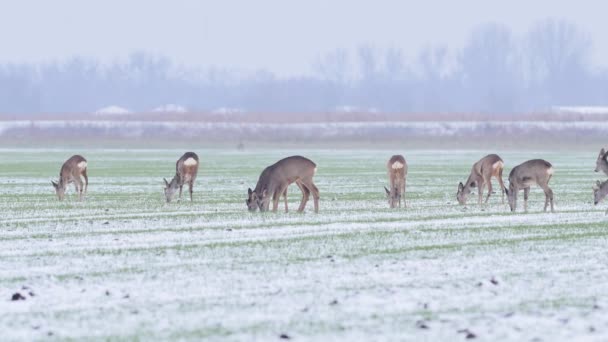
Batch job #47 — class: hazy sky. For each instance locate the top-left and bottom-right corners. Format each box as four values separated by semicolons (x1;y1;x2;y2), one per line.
1;0;606;76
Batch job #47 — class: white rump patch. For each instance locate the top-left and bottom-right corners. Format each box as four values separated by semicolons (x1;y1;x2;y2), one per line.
391;161;404;169
547;167;554;175
184;158;198;166
313;167;317;174
493;161;504;169
77;161;87;170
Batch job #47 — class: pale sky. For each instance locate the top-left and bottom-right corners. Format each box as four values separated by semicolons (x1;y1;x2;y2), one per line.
1;0;606;76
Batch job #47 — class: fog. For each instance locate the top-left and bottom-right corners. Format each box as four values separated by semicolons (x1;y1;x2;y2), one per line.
1;1;607;114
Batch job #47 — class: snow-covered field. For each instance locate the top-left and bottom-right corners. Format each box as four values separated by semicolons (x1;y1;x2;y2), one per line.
1;148;607;341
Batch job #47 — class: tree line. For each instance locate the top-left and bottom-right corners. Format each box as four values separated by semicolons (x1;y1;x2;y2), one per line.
1;19;605;115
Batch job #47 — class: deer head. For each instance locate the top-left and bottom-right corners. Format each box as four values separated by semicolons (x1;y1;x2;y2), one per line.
593;180;608;205
595;148;607;173
51;180;65;201
505;182;516;212
163;176;180;203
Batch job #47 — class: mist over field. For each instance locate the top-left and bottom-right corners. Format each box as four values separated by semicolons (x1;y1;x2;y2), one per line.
0;18;606;116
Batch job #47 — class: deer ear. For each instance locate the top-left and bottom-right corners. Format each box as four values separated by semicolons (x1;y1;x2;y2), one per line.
384;186;390;195
597;180;602;186
248;188;252;195
601;148;606;155
51;181;57;188
163;178;169;186
458;182;464;190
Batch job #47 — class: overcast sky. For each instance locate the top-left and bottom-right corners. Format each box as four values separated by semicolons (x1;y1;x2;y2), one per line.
1;0;606;76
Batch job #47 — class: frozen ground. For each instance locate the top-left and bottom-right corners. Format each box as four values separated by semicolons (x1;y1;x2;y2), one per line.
1;148;607;341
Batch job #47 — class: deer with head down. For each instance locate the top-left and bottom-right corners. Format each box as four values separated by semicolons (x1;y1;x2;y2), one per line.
457;154;505;206
384;155;407;208
593;179;608;215
595;148;608;176
246;156;319;213
505;159;554;213
163;152;199;203
51;155;88;201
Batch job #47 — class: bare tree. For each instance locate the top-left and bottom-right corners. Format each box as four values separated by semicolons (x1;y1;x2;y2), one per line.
524;18;592;104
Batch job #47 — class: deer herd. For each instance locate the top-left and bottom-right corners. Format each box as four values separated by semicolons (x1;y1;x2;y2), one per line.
50;148;608;214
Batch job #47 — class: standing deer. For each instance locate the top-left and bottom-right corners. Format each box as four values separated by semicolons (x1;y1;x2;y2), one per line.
592;180;608;214
163;152;199;203
457;154;505;206
505;159;554;213
384;155;407;208
51;155;88;201
595;148;608;175
246;156;319;213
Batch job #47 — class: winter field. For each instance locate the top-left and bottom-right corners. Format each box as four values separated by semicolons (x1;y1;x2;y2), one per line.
1;147;607;341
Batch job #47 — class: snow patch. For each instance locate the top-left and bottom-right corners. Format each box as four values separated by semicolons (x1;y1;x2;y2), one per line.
94;106;132;115
152;104;188;113
552;106;608;115
212;107;245;115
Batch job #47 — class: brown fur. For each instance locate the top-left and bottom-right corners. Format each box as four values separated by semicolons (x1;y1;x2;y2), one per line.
384;155;407;208
506;159;554;212
457;154;505;205
52;155;88;201
164;152;199;202
247;156;319;213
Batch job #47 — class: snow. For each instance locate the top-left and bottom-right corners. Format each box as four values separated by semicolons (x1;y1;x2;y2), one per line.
94;106;132;115
211;107;245;115
151;104;188;113
1;148;607;340
552;106;608;115
334;105;379;113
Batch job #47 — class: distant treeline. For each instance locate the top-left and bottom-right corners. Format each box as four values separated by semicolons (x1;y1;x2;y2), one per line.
1;19;606;115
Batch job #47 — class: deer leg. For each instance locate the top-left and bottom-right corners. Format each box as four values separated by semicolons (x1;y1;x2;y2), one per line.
189;182;194;202
497;169;505;204
303;181;320;214
297;182;311;212
402;179;406;208
82;170;88;198
273;184;288;213
477;180;485;206
283;186;289;213
484;176;493;204
75;178;84;201
178;185;183;201
523;187;530;212
541;185;554;213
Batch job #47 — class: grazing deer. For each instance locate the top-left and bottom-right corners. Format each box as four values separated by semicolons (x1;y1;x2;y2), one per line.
592;180;608;214
595;148;608;176
247;156;319;213
384;155;407;208
51;155;88;201
163;152;199;203
457;154;505;206
505;159;554;213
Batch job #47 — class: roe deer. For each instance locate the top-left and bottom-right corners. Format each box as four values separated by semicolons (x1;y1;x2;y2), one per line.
457;154;505;206
51;155;88;201
505;159;554;213
246;156;319;213
384;155;407;208
592;180;608;214
595;148;608;176
164;152;199;203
